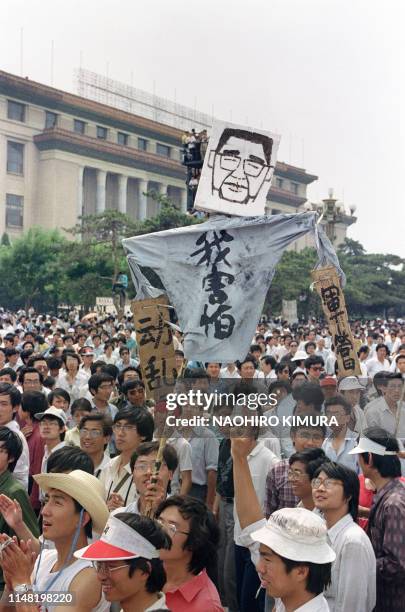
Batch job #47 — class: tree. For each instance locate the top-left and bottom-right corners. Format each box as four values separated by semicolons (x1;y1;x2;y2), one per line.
0;228;67;311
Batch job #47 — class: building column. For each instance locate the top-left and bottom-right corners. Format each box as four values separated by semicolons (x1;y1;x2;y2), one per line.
96;170;107;214
180;188;187;213
138;179;148;220
158;183;168;212
77;166;84;219
118;175;128;214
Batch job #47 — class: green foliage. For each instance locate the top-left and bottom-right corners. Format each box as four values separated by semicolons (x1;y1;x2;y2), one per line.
0;227;67;311
266;238;405;318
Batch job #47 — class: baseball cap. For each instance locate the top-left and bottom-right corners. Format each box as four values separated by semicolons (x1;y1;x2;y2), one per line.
34;406;67;426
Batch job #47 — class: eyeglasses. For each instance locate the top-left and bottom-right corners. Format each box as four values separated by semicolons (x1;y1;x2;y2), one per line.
310;366;323;372
311;478;344;490
287;469;307;481
79;428;103;438
92;561;128;575
134;461;167;473
112;423;137;434
156;517;190;537
218;153;271;177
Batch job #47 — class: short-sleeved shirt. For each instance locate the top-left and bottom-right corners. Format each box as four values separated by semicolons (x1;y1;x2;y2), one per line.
165;569;223;612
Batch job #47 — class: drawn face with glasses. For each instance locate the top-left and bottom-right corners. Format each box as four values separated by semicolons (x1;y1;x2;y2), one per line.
208;129;274;205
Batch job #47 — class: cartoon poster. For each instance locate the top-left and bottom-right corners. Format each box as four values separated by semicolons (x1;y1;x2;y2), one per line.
194;120;280;216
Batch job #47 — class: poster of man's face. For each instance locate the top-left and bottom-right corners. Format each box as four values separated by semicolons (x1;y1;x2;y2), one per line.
194;120;280;216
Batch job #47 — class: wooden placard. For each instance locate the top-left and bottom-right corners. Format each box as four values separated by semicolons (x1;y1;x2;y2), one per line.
132;295;177;401
311;265;361;377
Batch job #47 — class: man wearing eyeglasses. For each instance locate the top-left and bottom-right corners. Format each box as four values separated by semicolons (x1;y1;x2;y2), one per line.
79;414;113;478
312;461;376;611
99;407;154;511
208;128;274;206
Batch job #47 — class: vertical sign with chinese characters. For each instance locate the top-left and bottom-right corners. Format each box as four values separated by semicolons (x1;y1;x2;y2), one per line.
311;265;361;377
190;229;236;341
132;295;177;401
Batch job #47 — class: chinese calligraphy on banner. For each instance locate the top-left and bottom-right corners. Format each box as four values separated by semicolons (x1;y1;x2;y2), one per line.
312;265;361;377
131;295;177;401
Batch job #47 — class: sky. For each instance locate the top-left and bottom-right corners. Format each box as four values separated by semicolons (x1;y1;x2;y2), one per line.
2;0;404;256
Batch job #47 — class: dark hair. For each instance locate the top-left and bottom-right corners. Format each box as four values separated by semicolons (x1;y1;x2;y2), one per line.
27;354;48;368
216;127;273;165
122;379;145;396
48;388;71;406
46;357;62;371
100;363;119;381
236;354;257;371
289;447;328;480
5;348;19;358
117;366;140;389
261;355;277;369
21;391;49;419
292;382;324;412
79;413;113;437
376;343;390;356
360;427;401;477
278;554;331;596
88;373;114;394
275;362;291;375
90;360;106;375
20;367;44;385
20;349;34;363
114;407;154;442
114;513;171;593
0;427;23;472
70;398;92;416
130;441;178;473
324;395;352;415
314;461;359;520
379;372;403;387
396;354;405;364
62;351;81;367
305;341;317;351
358;346;369;357
47;445;94;475
155;495;220;578
304;355;324;370
292;371;307;381
0;368;17;383
0;383;21;408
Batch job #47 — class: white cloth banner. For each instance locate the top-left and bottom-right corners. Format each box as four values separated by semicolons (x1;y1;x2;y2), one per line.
123;212;344;362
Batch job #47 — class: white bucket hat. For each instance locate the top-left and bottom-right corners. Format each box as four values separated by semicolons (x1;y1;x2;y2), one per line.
34;470;109;534
251;507;336;564
338;376;364;392
291;351;308;362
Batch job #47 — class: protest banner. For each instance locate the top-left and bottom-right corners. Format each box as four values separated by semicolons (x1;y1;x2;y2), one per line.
311;265;361;377
131;294;177;401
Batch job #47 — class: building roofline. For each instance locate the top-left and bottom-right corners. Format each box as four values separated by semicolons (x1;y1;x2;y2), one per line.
34;128;185;180
0;70;183;146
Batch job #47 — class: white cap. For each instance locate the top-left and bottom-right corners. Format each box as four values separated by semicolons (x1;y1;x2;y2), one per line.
291;351;308;362
75;515;160;561
348;436;398;456
338;376;364;392
251;508;336;564
34;406;67;426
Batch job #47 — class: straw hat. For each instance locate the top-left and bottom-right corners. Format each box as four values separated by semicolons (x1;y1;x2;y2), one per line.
34;470;108;534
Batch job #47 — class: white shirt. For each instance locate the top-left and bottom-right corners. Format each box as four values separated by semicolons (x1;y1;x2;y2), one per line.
55;370;89;403
366;358;391;379
167;434;193;495
99;455;137;507
220;366;241;379
275;593;330;612
365;396;405;436
324;514;376;612
233;442;279;545
5;419;29;490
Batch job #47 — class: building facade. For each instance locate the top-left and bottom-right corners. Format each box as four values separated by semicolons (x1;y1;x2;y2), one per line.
0;69;355;247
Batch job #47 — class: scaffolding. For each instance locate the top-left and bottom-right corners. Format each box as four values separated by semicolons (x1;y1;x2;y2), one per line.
75;68;213;132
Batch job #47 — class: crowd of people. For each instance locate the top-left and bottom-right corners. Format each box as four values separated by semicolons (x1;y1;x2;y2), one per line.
0;308;404;611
